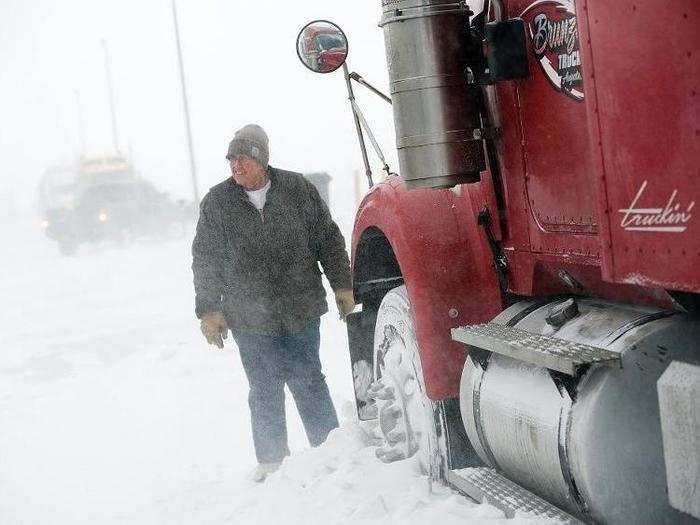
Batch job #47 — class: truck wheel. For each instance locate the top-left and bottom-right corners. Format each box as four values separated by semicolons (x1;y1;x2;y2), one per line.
369;285;443;478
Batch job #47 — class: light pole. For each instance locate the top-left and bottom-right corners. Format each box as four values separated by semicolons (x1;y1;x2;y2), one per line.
101;39;120;155
74;89;86;157
171;0;200;204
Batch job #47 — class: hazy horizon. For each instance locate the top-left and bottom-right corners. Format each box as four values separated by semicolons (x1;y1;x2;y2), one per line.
0;0;398;215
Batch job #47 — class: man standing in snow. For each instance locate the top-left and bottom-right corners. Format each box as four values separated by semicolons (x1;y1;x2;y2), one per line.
191;124;355;482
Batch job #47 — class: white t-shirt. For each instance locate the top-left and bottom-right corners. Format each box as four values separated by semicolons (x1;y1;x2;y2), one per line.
245;180;271;210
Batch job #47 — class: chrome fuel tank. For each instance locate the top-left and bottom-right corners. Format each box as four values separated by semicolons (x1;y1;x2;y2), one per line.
460;298;700;524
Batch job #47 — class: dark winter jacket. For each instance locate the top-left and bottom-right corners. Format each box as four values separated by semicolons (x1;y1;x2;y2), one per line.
191;166;352;333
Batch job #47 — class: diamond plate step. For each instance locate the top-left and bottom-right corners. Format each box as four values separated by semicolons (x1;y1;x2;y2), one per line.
447;467;582;523
451;323;621;376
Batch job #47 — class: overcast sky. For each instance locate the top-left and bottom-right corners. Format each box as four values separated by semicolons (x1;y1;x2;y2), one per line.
0;0;398;215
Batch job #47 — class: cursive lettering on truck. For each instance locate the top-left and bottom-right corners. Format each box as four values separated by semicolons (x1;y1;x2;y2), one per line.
618;180;695;232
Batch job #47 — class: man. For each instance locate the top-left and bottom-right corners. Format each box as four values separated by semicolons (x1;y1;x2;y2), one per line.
192;124;355;482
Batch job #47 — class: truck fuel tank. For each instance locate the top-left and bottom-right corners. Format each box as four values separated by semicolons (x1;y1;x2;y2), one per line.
458;298;700;524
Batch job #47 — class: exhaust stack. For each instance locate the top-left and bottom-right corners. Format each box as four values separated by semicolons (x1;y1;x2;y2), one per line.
380;0;485;189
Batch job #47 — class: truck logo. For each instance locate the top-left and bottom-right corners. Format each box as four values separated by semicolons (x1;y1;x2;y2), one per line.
521;0;584;101
618;180;695;233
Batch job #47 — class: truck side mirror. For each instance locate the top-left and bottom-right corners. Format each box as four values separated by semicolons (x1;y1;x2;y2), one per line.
296;20;348;74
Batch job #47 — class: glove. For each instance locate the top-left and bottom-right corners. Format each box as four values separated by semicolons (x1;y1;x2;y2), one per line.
334;288;355;321
200;311;228;349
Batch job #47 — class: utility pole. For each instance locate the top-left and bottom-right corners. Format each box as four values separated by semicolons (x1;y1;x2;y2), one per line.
171;0;200;204
74;89;86;158
101;39;120;155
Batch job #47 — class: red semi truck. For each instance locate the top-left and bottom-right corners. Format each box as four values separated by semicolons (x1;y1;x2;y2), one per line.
301;1;698;523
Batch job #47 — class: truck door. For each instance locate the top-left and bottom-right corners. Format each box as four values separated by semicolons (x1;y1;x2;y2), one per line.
510;0;599;255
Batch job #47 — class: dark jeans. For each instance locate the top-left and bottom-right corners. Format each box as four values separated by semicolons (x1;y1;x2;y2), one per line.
231;318;339;463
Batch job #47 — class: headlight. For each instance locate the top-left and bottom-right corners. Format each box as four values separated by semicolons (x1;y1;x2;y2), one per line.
98;211;108;222
41;219;50;229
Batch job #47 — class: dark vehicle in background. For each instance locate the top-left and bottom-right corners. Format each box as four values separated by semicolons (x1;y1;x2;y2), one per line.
39;155;192;255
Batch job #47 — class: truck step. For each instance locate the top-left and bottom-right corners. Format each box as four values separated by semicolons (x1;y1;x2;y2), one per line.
447;467;582;523
451;323;620;376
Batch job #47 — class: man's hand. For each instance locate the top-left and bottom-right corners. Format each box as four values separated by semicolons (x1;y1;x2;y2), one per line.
334;288;355;321
200;311;228;349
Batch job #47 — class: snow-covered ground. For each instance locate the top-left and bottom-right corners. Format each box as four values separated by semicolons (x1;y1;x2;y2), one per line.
0;218;547;524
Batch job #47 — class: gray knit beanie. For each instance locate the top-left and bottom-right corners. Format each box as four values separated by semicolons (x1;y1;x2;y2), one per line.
226;124;269;168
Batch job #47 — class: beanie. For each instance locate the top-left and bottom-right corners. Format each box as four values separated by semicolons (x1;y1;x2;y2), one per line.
226;124;269;169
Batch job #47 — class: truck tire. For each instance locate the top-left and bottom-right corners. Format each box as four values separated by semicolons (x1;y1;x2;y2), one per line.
369;285;445;479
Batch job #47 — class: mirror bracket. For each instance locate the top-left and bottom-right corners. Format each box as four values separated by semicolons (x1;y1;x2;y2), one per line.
348;72;392;105
343;63;374;188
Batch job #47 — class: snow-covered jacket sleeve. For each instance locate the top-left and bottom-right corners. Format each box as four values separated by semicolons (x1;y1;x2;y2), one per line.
191;192;226;318
305;181;352;292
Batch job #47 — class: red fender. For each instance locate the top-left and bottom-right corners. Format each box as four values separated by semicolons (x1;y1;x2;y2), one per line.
351;175;503;400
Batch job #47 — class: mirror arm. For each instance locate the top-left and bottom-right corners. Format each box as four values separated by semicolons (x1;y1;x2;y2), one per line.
343;63;374;188
349;99;394;179
348;72;392;105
